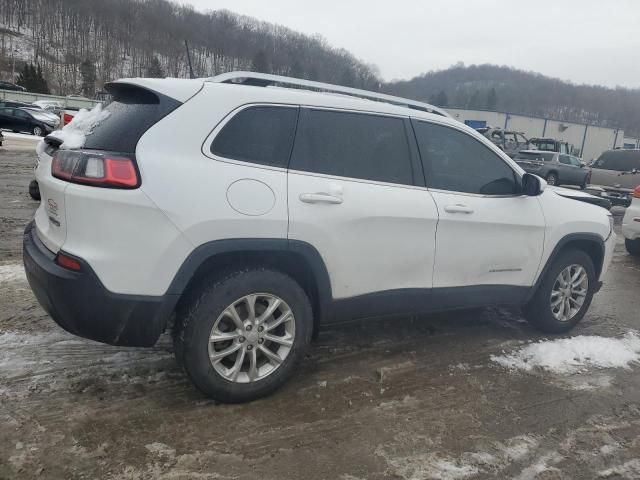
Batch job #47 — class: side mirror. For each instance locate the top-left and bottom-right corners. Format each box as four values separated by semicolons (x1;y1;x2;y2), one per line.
522;173;545;196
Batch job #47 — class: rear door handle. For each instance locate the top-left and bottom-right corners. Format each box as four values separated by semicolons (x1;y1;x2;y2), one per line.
299;193;343;204
444;204;474;214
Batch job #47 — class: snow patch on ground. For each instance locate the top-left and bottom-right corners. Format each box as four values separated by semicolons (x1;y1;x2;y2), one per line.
48;104;110;149
382;452;479;480
491;332;640;375
2;131;41;141
514;452;562;480
598;459;640;478
0;263;26;283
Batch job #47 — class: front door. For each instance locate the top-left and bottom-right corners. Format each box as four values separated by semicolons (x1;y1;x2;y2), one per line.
287;108;439;304
411;119;545;292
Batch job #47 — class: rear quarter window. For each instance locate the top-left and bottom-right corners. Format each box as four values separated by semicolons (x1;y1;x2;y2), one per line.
83;84;181;153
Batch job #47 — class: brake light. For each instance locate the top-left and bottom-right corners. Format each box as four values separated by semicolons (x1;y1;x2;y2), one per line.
52;150;139;188
634;186;640;199
56;253;81;271
63;113;74;125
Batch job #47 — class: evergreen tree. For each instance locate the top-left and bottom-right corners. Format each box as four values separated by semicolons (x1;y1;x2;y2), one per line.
486;87;497;110
16;63;49;93
434;90;448;107
80;59;97;97
146;56;164;78
251;50;269;73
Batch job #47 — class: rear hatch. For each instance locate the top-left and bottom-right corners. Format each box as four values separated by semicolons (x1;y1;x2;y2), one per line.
34;81;188;253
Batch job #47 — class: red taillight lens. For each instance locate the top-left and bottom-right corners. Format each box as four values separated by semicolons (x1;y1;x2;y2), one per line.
63;113;74;125
56;253;81;271
51;150;139;188
634;186;640;199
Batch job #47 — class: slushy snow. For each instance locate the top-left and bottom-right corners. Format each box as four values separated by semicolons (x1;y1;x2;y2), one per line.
0;263;26;283
46;104;110;149
491;332;640;374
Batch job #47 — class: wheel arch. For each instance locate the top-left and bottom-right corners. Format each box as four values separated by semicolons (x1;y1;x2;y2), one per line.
528;233;605;302
167;239;333;334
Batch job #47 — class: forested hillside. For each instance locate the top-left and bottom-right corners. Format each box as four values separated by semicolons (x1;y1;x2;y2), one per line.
384;63;640;136
0;0;379;95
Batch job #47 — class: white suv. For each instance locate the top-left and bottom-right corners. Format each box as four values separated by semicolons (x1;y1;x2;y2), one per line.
23;72;616;403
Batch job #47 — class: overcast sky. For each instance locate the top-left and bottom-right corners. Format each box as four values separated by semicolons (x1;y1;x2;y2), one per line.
175;0;640;88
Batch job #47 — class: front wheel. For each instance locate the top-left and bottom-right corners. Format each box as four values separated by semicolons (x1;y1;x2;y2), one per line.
174;268;312;403
523;249;596;333
32;125;44;136
626;238;640;256
545;172;558;186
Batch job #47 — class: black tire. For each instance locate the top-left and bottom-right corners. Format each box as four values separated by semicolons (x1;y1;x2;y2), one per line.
545;172;558;186
32;125;44;136
174;268;312;403
29;180;40;201
523;249;596;334
626;238;640;256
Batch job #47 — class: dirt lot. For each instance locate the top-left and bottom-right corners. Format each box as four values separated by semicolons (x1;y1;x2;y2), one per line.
1;148;640;480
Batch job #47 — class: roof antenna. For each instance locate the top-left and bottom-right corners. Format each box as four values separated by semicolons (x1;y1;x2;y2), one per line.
184;40;195;79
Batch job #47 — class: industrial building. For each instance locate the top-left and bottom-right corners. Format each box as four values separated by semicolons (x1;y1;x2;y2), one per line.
445;108;626;161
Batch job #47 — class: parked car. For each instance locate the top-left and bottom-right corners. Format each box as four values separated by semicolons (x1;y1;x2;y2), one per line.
21;107;60;124
528;137;574;155
588;149;640;207
60;106;79;126
622;185;640;255
0;80;26;92
24;72;615;403
514;150;591;188
0;106;60;136
477;127;529;157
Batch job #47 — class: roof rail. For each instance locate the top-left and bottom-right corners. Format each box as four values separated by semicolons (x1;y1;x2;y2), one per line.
206;71;450;118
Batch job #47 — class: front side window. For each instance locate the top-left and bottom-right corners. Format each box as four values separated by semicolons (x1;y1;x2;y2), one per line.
289;109;414;185
211;106;298;168
413;120;517;195
559;155;571;165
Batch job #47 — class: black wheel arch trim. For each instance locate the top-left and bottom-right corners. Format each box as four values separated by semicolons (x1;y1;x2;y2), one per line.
527;232;605;303
166;238;333;321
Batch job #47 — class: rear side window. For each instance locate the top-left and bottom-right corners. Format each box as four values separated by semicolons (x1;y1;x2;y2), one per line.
290;109;414;185
83;84;181;153
594;151;640;171
413;120;517;195
514;152;554;162
211;106;298;168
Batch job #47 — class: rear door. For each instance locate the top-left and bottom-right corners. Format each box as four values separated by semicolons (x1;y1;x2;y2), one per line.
287;108;439;303
558;154;581;184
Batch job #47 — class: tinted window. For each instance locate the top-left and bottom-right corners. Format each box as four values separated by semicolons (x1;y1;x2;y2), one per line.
514;152;554;162
559;155;571;165
83;84;181;153
211;106;298;168
290;109;413;185
594;150;640;171
413;121;517;195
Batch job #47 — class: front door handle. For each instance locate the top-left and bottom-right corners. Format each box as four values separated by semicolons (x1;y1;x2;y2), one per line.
299;193;343;204
444;204;474;214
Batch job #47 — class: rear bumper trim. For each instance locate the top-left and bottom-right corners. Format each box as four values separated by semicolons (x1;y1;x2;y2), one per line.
23;221;179;347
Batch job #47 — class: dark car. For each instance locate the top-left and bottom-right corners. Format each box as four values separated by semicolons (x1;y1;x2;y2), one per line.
528;137;573;155
0;107;59;136
514;150;591;188
588;149;640;207
0;100;34;109
0;81;27;92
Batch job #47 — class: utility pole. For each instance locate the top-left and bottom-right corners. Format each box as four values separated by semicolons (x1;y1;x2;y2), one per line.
184;40;194;79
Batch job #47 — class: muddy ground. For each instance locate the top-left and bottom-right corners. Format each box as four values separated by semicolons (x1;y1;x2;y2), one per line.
1;148;640;480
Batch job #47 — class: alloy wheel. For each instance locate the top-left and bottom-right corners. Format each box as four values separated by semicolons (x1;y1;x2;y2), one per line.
550;264;588;322
208;293;295;383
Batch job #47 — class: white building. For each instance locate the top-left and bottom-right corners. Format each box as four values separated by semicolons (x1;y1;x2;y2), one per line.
445;108;625;161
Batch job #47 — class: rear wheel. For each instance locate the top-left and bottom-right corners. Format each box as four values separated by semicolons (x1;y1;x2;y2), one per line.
174;268;312;403
28;180;40;201
545;172;558;186
523;249;596;333
626;238;640;256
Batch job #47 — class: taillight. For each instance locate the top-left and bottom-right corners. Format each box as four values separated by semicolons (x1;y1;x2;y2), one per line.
63;113;74;125
56;252;81;271
52;150;139;188
634;186;640;199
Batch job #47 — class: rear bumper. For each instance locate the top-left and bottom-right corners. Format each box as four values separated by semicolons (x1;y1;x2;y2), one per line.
23;221;179;347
